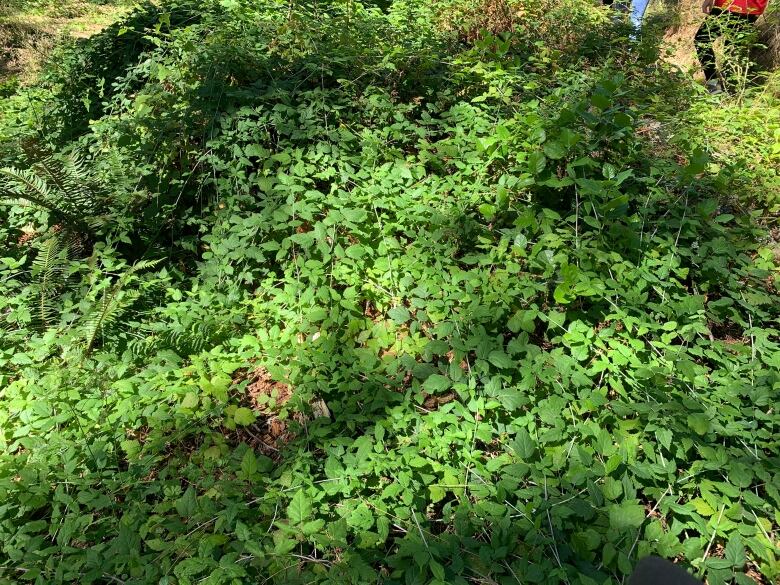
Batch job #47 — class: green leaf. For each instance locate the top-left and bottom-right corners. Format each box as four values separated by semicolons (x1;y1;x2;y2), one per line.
553;283;573;304
511;428;536;459
287;490;312;525
655;428;672;451
347;503;374;530
478;203;497;220
543;141;566;160
423;374;451;393
175;486;197;517
346;244;366;259
180;392;199;409
508;309;536;334
234;407;256;426
244;144;267;158
691;498;715;516
602;477;623;501
342;208;368;223
725;534;746;568
528;151;547;174
429;485;447;503
608;503;645;531
120;439;140;459
302;519;326;536
388;306;410;323
430;560;445;581
485;377;527;410
687;413;710;436
241;450;258;477
591;93;611;110
544;309;567;331
487;350;513;369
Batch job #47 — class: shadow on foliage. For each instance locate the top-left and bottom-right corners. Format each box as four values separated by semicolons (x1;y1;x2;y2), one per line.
1;5;778;585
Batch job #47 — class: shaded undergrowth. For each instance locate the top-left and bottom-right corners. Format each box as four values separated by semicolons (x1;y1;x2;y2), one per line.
0;1;778;584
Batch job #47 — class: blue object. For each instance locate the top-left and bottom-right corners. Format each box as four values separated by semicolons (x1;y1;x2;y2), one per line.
630;0;651;28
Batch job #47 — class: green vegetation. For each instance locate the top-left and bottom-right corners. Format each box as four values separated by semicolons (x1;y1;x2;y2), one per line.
0;0;132;86
0;0;778;584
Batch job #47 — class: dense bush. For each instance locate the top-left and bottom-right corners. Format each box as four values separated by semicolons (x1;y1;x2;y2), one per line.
0;1;778;584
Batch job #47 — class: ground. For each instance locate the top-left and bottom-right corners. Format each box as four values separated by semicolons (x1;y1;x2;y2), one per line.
0;0;130;83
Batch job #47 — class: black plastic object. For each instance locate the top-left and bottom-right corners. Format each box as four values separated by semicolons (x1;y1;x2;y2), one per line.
629;557;702;585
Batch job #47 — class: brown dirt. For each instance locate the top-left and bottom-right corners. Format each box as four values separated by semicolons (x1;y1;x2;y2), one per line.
745;565;767;584
232;365;332;457
245;366;293;413
229;413;304;458
1;2;130;83
422;390;457;410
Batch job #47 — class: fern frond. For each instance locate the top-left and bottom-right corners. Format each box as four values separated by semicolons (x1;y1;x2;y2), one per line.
0;150;102;232
82;288;141;354
126;258;162;276
80;259;160;354
31;233;72;330
0;167;68;217
33;153;99;216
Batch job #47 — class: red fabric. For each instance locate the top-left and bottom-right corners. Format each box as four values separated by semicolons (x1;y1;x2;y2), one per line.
713;0;768;15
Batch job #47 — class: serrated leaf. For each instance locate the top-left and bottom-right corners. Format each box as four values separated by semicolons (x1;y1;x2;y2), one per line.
241;450;258;477
175;486;197;517
180;392;198;409
487;350;513;369
655;428;672;451
511;428;536;459
287;490;312;525
234;407;256;426
554;283;573;304
687;413;710;436
691;498;715;516
608;503;645;531
387;306;410;323
543;141;566;160
429;485;447;503
302;519;325;536
347;503;374;530
478;203;496;220
725;534;746;568
528;151;547;174
423;374;450;393
508;309;536;334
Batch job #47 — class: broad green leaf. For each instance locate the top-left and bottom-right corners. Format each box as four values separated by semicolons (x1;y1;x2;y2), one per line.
423;374;451;393
687;413;710;436
543;141;566;160
609;503;645;531
388;306;410;323
528;151;547;174
511;428;536;459
234;407;256;426
287;490;312;525
347;503;374;530
241;450;258;477
508;309;536;333
725;534;746;568
180;392;198;409
430;560;445;581
691;498;715;516
487;350;513;369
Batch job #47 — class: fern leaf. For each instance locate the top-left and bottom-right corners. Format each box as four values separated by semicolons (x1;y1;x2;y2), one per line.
0;150;102;232
82;288;140;354
31;234;71;330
